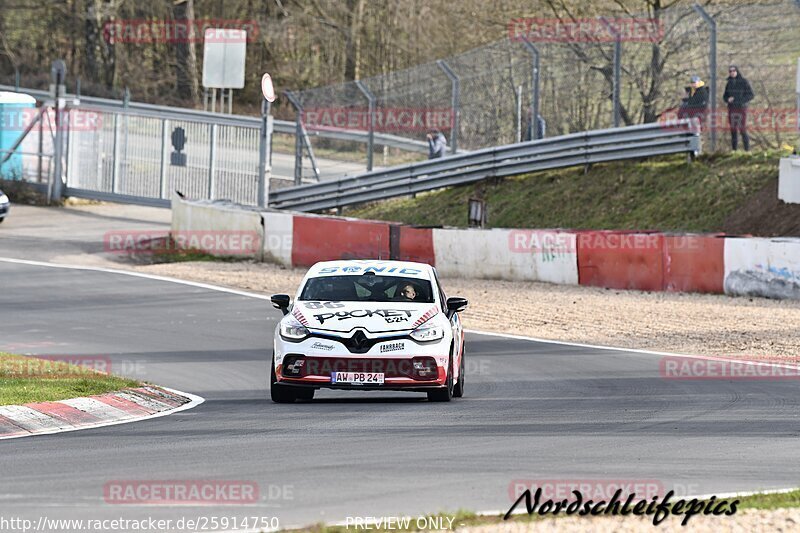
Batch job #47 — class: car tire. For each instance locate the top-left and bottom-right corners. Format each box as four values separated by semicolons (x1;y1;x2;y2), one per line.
296;388;315;401
427;353;454;402
270;357;297;403
453;346;465;398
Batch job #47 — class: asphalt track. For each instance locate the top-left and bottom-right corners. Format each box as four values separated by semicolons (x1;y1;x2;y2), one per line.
1;258;800;530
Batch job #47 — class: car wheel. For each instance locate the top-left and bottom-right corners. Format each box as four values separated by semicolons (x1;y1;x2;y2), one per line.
427;353;454;402
453;346;465;398
296;388;315;401
270;357;297;403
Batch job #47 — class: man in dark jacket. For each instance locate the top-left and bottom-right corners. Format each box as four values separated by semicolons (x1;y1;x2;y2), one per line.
722;65;754;150
678;75;710;126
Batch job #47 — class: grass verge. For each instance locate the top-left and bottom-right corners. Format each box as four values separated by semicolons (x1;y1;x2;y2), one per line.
344;150;784;232
0;352;140;405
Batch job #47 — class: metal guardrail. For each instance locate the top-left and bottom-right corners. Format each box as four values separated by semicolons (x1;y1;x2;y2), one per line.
0;84;430;152
269;120;701;212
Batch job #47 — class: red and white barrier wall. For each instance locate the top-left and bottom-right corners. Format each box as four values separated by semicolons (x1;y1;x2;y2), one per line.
172;198;800;301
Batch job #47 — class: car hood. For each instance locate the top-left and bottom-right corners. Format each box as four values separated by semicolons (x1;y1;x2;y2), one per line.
292;301;440;334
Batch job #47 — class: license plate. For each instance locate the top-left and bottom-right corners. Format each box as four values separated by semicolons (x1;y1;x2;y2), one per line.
331;372;385;384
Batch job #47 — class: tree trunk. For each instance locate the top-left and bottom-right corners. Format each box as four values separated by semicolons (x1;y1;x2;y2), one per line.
173;0;199;103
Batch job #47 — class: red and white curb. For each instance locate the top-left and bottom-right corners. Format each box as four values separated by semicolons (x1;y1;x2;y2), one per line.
0;386;203;440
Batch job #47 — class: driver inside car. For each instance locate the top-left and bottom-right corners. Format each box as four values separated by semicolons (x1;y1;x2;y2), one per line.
399;283;418;301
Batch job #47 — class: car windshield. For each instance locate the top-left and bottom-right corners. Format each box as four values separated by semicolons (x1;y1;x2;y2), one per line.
299;275;435;303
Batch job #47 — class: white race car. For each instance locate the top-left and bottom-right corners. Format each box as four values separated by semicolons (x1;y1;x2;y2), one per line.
270;260;468;403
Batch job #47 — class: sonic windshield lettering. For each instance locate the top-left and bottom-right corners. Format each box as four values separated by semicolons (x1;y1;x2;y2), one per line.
314;309;413;324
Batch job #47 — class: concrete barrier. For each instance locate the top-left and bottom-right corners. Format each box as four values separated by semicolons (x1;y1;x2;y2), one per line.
171;197;800;301
577;231;664;291
724;237;800;299
170;197;263;259
262;211;293;266
434;228;578;284
291;213;391;267
664;234;725;294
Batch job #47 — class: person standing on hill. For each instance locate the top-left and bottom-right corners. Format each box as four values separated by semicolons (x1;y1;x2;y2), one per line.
722;65;754;151
678;75;710;127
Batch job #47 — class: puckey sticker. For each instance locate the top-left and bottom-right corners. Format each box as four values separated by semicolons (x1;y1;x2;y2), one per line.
314;309;413;324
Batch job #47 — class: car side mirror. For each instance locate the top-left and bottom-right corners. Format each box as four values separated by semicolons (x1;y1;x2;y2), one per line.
445;296;468;319
271;294;291;315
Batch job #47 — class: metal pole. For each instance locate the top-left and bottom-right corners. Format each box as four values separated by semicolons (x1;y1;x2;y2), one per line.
355;80;375;171
284;90;320;183
14;68;20;92
436;59;460;154
159;119;169;199
208;123;217;200
51;60;66;201
613;38;621;127
257;99;270;208
516;85;523;142
284;90;304;185
76;77;81;98
521;38;541;139
693;4;717;152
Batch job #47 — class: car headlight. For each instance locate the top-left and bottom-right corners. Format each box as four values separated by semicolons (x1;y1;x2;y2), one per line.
280;315;310;341
410;321;445;342
0;194;8;205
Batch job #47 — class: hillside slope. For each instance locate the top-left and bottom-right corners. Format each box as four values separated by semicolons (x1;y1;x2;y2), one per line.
344;151;800;236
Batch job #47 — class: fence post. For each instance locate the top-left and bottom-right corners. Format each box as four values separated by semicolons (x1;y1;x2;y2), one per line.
521;38;541;139
284;90;320;184
355;80;375;171
613;38;621;127
285;90;304;185
257;99;270;207
51;60;66;202
436;59;460;154
208;124;217;200
159;119;169;199
693;4;717;152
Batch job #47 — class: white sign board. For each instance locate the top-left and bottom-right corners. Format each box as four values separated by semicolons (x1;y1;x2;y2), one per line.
202;29;247;89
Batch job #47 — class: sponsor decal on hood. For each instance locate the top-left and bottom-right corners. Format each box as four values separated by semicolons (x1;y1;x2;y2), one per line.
299;302;438;333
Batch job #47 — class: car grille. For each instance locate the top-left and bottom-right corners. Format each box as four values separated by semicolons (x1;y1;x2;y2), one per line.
312;330;406;354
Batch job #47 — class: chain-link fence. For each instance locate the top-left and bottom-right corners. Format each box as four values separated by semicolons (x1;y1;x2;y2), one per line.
288;0;800;176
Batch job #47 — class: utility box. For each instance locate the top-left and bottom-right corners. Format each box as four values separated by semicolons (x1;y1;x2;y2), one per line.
778;157;800;204
0;91;36;180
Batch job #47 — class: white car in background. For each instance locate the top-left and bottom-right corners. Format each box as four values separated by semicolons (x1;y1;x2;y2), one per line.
0;189;9;223
270;260;468;403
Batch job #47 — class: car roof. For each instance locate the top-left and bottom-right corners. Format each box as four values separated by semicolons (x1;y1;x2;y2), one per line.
306;260;434;280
